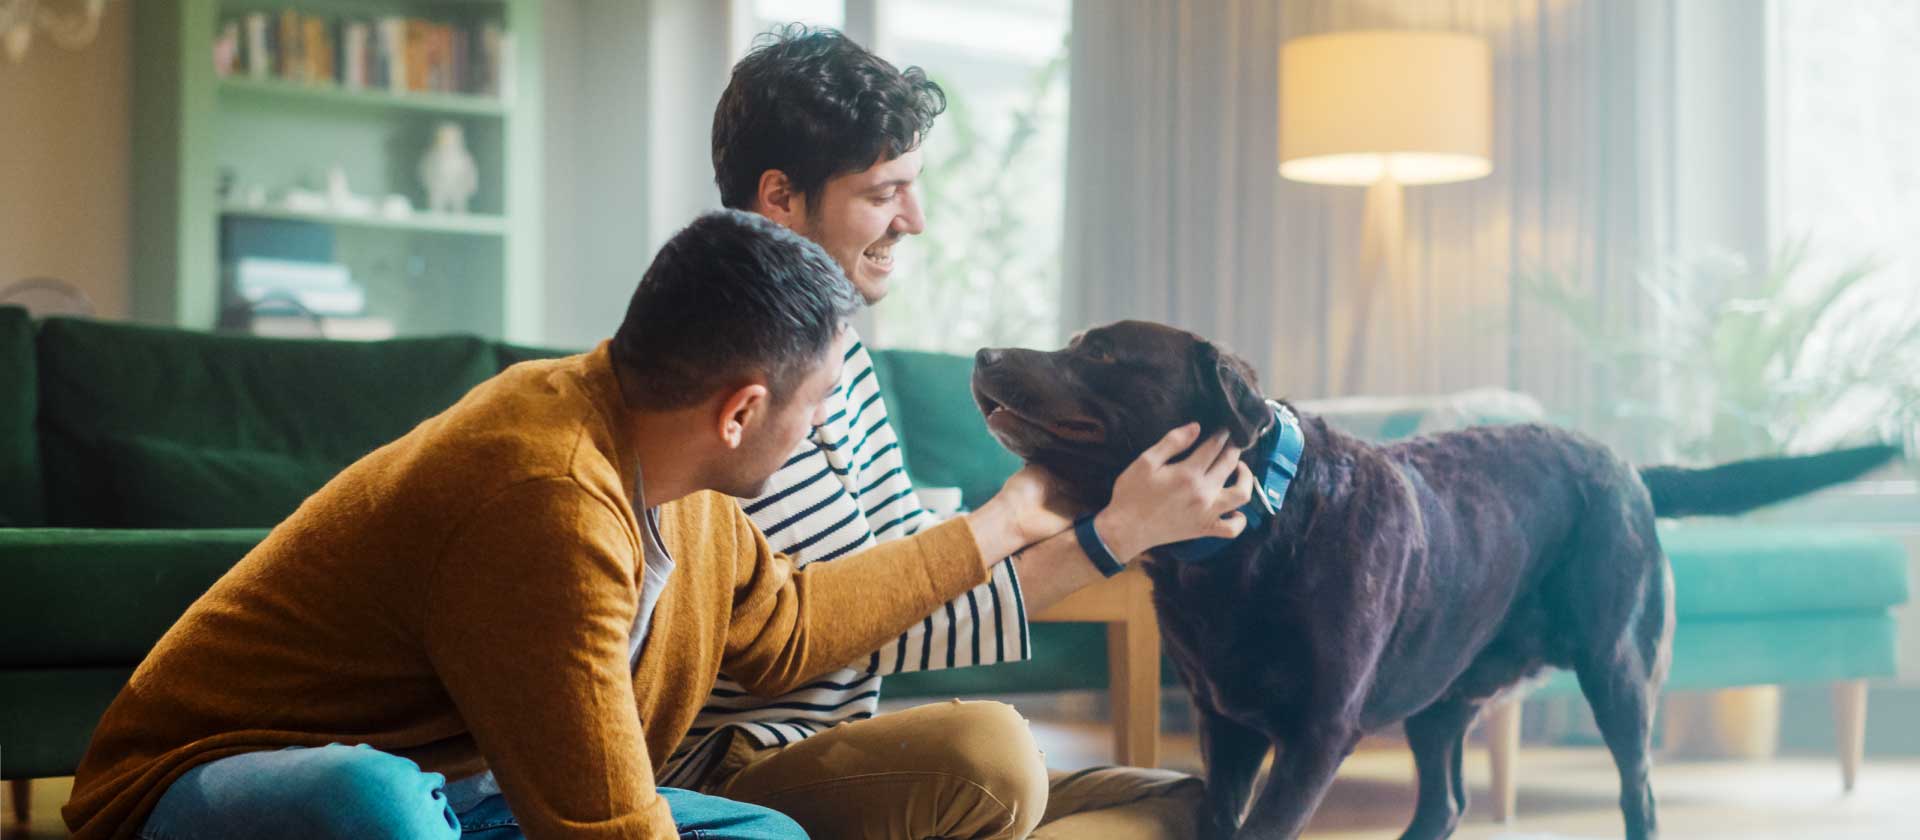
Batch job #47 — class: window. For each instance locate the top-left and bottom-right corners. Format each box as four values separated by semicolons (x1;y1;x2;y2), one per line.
1767;0;1920;447
740;0;843;39
1771;1;1920;283
737;0;1071;354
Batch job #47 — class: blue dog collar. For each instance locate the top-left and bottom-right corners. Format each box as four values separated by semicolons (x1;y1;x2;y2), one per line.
1158;401;1304;563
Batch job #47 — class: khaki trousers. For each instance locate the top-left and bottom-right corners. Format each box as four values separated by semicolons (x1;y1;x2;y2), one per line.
700;700;1203;840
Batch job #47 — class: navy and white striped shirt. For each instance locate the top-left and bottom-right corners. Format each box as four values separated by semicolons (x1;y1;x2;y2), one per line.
661;333;1030;783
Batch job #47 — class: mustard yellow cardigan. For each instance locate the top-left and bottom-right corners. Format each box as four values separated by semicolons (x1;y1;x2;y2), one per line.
64;344;988;839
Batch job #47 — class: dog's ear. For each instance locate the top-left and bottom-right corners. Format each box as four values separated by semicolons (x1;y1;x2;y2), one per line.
1193;341;1272;447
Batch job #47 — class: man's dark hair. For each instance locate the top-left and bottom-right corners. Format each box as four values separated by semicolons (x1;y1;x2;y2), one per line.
712;24;946;211
611;210;861;410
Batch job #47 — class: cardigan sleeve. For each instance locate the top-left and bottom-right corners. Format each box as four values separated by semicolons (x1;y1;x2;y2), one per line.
708;493;992;697
425;477;676;840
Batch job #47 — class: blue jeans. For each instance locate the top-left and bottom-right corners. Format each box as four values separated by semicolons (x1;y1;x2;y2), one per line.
136;743;807;840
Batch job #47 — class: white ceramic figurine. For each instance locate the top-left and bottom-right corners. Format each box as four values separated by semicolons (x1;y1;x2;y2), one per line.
419;121;479;214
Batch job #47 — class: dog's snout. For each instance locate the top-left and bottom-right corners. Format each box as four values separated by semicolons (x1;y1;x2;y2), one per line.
975;348;1004;368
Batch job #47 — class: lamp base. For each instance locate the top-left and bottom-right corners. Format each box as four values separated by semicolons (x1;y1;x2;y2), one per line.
1339;174;1404;395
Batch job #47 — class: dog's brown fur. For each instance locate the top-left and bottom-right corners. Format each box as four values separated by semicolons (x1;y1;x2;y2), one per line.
972;320;1899;840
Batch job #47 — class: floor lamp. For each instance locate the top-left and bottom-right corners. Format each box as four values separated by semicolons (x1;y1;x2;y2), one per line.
1279;30;1493;395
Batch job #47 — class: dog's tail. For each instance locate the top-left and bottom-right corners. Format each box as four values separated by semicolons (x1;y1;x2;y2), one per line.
1638;444;1903;518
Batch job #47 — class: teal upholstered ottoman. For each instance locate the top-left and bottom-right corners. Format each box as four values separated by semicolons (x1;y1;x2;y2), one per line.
1660;524;1907;690
1527;524;1908;697
1493;522;1909;817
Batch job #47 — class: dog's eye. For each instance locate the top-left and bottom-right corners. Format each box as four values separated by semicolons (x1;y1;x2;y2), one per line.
1084;348;1116;364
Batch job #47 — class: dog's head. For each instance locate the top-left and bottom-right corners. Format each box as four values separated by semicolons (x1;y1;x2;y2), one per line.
971;320;1273;505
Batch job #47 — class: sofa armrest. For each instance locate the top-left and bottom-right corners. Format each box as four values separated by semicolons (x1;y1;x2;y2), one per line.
0;528;267;668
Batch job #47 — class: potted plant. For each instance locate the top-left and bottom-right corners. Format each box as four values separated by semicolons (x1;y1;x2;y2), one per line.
1525;239;1919;467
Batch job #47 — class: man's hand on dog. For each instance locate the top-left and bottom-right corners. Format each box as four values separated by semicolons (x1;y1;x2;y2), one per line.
1095;424;1253;562
968;423;1252;571
987;463;1088;548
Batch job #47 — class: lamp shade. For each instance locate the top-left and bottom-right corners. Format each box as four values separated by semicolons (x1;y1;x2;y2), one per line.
1279;30;1492;186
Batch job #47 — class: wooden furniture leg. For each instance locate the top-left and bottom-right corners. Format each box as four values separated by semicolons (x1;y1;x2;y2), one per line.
1833;679;1868;793
8;779;29;825
1484;698;1522;823
1106;621;1134;765
1103;573;1162;768
1036;567;1163;768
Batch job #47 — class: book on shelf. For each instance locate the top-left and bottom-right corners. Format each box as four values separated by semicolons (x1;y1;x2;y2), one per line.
250;315;396;341
228;257;367;317
218;7;510;101
377;16;404;92
276;10;300;82
244;13;269;78
404;19;431;93
304;16;331;85
341;20;368;90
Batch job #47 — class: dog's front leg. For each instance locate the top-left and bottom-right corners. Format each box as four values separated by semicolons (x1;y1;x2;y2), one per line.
1196;708;1268;840
1231;725;1359;840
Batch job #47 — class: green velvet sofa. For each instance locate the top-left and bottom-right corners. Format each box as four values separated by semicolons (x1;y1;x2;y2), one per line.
1;309;1908;819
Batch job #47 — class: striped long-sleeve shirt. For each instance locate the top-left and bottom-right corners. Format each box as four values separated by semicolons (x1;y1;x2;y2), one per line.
661;333;1030;784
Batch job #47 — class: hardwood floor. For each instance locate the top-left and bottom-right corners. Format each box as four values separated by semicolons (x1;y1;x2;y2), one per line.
9;714;1917;839
1024;714;1920;839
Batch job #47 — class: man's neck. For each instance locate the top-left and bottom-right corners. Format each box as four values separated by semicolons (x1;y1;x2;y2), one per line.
624;409;709;508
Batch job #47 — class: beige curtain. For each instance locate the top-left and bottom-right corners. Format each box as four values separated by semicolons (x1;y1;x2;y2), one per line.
1064;0;1677;434
1063;0;1287;384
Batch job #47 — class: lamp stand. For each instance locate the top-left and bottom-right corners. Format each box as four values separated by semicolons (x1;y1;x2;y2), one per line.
1341;173;1404;394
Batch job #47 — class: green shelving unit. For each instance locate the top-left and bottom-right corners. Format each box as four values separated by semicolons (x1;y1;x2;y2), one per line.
217;76;513;117
220;203;511;236
132;0;543;342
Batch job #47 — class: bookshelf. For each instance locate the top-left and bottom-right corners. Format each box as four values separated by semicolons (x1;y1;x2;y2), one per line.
221;204;510;236
217;76;511;117
132;0;543;342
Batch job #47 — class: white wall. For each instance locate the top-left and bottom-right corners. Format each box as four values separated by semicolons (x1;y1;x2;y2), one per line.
1668;0;1772;273
0;0;131;318
643;0;733;257
542;0;733;349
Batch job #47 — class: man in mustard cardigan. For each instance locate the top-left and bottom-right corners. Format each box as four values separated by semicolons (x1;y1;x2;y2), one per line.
62;211;1251;840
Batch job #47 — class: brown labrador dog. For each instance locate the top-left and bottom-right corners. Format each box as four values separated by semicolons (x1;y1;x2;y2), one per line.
971;320;1899;840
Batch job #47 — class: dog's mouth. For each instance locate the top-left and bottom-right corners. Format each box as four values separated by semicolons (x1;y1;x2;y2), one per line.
974;391;1108;446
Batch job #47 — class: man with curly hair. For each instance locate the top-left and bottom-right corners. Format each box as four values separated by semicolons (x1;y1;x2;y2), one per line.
670;25;1213;840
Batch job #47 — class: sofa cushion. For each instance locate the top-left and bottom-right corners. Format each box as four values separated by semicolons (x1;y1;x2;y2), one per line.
98;435;344;528
1532;610;1900;698
0;307;43;526
0;527;266;667
1300;388;1549;442
0;667;134;779
868;348;1022;511
36;318;498;526
1663;523;1910;617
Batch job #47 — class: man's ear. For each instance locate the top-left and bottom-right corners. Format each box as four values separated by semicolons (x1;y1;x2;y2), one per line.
755;170;805;228
1192;342;1272;448
715;382;771;449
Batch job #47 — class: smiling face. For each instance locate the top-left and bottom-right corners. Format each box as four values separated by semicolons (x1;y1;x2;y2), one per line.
785;148;926;304
970;320;1274;505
